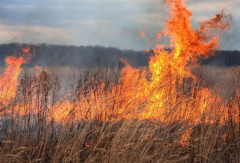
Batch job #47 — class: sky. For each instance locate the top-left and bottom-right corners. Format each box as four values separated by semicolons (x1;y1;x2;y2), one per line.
0;0;239;51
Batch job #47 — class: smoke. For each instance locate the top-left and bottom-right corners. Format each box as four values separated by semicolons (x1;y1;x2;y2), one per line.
199;10;232;30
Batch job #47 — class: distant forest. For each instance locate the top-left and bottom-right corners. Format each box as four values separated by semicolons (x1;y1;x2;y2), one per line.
0;43;239;67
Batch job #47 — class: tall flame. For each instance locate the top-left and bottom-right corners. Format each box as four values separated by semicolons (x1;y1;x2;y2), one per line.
141;0;231;121
48;0;232;123
0;47;31;105
0;0;233;126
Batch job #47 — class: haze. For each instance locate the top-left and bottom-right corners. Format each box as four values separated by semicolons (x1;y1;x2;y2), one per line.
0;0;239;51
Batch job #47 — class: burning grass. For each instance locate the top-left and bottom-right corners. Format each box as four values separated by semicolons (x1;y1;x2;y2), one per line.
0;0;239;162
0;65;240;162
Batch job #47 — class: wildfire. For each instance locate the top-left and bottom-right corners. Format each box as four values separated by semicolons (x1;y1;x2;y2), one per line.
139;0;231;121
0;47;31;106
0;0;234;127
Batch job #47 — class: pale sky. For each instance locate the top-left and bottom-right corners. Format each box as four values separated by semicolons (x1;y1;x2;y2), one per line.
0;0;239;50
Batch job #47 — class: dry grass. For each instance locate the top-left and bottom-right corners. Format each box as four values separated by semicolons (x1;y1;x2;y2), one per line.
0;65;240;162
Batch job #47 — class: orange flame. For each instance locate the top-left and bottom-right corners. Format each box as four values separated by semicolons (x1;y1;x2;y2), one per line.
0;0;233;130
40;0;232;123
0;47;32;105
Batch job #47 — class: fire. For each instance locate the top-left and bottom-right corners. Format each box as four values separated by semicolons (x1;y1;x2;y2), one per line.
139;0;231;121
0;47;31;106
0;0;234;129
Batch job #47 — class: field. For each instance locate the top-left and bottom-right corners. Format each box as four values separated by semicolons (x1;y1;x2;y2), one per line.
0;0;238;162
0;65;240;162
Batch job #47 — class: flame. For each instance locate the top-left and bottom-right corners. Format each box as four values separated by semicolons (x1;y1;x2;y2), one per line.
0;0;234;134
139;0;231;121
0;47;31;105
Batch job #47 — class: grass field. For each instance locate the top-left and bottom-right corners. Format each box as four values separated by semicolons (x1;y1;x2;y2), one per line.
0;0;236;162
0;65;240;162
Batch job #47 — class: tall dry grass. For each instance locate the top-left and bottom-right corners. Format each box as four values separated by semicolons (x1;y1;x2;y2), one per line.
0;65;240;162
